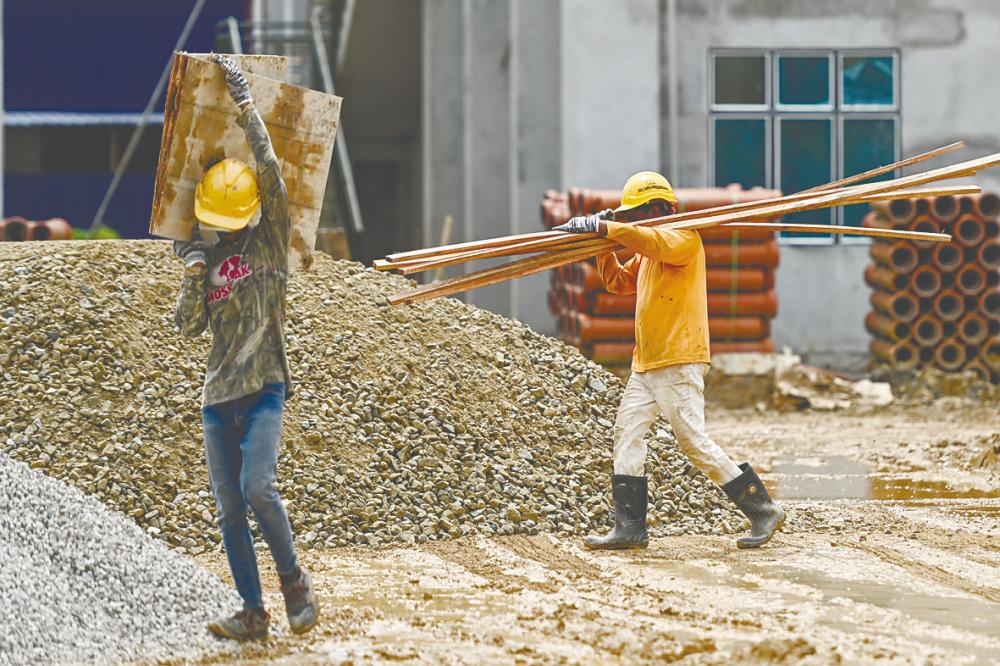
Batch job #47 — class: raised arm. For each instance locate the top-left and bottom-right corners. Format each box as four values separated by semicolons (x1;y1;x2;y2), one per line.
237;106;288;235
212;55;289;250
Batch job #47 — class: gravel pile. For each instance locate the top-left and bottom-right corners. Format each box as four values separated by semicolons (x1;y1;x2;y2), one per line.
0;451;239;665
0;241;744;552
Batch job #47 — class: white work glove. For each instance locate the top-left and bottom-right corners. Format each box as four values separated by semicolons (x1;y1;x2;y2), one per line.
173;227;208;274
553;209;614;233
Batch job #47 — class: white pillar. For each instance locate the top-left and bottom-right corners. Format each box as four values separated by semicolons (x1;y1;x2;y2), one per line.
464;0;513;314
421;0;467;276
560;0;661;189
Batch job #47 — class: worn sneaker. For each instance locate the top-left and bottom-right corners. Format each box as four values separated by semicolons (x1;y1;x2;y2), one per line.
281;567;319;634
207;608;269;641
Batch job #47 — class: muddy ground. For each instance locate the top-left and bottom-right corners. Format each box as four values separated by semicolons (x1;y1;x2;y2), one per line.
186;403;1000;665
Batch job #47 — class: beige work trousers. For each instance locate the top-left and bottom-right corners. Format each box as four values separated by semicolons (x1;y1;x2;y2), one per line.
612;363;742;485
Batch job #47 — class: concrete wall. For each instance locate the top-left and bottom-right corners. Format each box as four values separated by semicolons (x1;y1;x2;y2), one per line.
421;0;661;335
668;0;1000;367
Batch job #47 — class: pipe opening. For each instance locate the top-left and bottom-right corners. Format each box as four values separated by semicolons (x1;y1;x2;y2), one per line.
891;246;916;270
933;196;958;218
956;218;984;244
982;291;1000;315
979;243;1000;268
893;296;917;320
913;269;940;295
937;295;962;318
888;199;915;220
961;318;984;339
978;193;1000;218
916;320;941;341
893;345;915;365
933;245;962;271
3;221;29;242
959;269;985;292
939;344;961;363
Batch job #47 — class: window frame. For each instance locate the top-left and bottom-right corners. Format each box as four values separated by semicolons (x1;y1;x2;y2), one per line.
709;49;771;112
774;50;835;112
774;113;838;245
837;113;901;245
708;47;900;246
708;113;773;190
838;50;900;112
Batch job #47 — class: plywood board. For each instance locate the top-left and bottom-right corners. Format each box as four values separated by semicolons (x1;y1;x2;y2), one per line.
150;52;342;269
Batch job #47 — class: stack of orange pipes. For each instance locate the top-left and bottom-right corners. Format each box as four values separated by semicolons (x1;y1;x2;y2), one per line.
866;191;1000;382
0;217;74;242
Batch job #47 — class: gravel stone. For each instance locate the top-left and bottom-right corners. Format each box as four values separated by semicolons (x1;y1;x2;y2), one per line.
0;241;742;553
0;452;240;665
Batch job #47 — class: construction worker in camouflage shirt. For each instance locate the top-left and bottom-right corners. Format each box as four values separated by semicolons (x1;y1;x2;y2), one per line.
173;54;318;641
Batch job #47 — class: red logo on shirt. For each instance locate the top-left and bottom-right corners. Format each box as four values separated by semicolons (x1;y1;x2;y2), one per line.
207;254;252;303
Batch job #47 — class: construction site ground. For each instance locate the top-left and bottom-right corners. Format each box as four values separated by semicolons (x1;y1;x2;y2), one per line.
185;401;1000;665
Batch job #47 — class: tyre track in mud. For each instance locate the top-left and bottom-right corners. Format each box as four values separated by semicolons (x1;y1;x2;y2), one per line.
430;536;742;663
836;503;1000;603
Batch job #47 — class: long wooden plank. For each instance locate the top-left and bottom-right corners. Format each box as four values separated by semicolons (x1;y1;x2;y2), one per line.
384;177;978;274
382;142;966;264
799;141;965;194
390;152;1000;304
721;223;950;241
385;184;979;275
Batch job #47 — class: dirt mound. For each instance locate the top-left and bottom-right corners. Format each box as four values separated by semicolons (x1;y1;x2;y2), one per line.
0;241;743;552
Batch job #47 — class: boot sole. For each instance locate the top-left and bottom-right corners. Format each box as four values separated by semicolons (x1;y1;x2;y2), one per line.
207;622;268;641
736;514;785;550
289;614;319;635
583;540;649;551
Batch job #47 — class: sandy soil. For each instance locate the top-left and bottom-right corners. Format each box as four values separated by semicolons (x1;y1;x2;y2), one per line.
183;404;1000;665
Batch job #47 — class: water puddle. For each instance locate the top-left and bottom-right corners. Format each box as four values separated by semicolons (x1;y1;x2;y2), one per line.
637;555;1000;663
769;455;1000;501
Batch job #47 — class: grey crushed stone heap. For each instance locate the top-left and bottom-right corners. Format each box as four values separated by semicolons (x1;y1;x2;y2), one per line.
0;241;745;553
0;451;240;665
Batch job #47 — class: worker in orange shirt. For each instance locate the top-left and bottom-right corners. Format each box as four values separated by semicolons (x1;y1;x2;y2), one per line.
553;171;784;550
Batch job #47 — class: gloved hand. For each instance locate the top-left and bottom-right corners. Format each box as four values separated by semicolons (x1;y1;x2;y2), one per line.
211;54;253;109
173;227;208;273
553;208;614;234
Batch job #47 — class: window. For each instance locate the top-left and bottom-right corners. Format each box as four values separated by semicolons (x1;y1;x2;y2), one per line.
710;49;900;243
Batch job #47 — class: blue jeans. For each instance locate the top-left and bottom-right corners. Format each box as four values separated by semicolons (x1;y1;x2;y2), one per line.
202;382;297;610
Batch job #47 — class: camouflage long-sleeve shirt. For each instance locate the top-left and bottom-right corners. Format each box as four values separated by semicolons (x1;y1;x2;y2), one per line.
174;106;293;407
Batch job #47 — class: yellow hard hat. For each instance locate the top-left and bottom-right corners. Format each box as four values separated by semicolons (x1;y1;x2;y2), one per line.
194;159;260;231
615;171;678;212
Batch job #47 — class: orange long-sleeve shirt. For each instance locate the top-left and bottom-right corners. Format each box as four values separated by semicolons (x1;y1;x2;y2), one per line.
596;222;710;372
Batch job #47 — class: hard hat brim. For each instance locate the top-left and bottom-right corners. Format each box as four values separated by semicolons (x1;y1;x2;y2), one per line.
614;194;679;214
614;201;642;213
194;198;256;231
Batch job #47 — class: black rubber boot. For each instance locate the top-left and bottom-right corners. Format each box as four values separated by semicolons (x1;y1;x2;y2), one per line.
583;474;649;550
722;463;785;549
